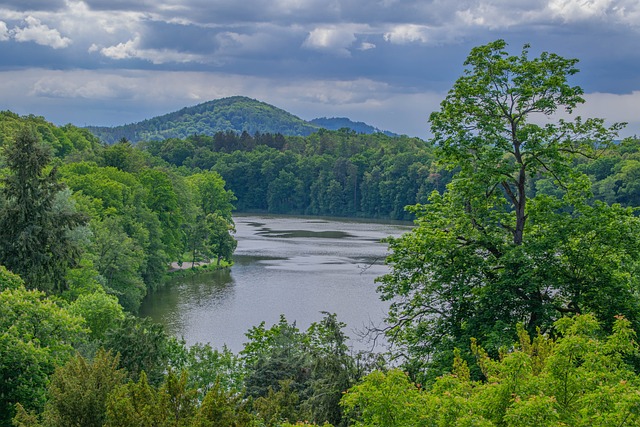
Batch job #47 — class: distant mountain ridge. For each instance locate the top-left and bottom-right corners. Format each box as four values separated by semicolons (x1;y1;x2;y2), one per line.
309;117;398;137
86;96;397;144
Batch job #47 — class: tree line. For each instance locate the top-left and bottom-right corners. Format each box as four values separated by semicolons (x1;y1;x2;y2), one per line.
0;111;237;313
140;128;446;220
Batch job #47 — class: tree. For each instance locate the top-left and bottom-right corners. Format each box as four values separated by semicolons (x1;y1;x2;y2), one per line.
0;264;23;291
104;369;202;427
0;285;86;425
206;213;237;265
90;217;146;312
192;379;255;427
138;168;185;261
303;314;357;427
104;371;163;427
42;349;126;427
0;126;87;292
341;369;427;427
241;314;364;426
343;315;640;427
377;40;639;378
69;289;125;341
241;316;311;401
103;316;173;386
186;171;236;221
182;343;245;400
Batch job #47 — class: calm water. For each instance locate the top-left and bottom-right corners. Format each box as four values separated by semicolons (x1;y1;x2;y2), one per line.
139;215;411;352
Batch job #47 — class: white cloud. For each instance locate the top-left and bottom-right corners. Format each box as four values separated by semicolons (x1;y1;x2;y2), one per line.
99;35;208;64
383;24;429;44
359;42;376;50
99;36;139;60
12;16;71;48
547;0;640;25
548;0;613;20
303;26;356;56
0;21;9;41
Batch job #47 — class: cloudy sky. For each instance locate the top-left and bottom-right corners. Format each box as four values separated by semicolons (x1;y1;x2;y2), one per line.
0;0;639;139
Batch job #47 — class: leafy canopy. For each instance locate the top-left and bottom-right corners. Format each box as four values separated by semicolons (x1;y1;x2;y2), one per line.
377;39;639;379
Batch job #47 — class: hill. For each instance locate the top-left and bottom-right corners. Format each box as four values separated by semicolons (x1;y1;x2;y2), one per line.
309;117;398;137
86;97;396;144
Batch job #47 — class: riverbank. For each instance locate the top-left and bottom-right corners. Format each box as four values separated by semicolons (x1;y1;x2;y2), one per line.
166;260;232;278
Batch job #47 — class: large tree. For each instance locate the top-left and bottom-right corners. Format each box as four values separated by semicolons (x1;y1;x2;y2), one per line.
0;284;86;424
377;40;640;378
0;126;87;292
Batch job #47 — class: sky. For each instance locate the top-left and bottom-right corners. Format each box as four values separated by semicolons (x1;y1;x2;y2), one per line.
0;0;639;139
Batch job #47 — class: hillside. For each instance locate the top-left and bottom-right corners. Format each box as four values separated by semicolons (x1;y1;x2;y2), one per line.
309;117;398;137
86;96;320;144
86;96;396;144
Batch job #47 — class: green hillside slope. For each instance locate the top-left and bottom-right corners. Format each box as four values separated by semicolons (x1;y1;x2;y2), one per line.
86;96;321;144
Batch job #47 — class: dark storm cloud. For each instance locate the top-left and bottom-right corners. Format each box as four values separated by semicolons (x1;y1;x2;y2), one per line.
135;20;222;53
80;0;159;12
0;0;67;12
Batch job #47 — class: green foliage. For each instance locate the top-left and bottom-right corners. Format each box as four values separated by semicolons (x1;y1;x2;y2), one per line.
0;285;86;425
138;129;437;220
377;40;639;379
90;217;146;311
159;370;199;426
583;137;640;206
182;343;245;399
0;265;24;291
59;162;173;303
192;379;255;427
183;171;237;265
0;126;88;292
5;42;640;427
104;371;164;427
342;315;640;427
310;117;397;136
253;379;300;426
69;289;125;340
138;168;185;261
0;111;100;159
103;316;175;386
186;171;236;220
242;315;311;400
241;314;370;427
341;369;428;427
104;369;202;427
57;154;237;311
303;314;356;427
41;349;126;427
206;213;238;265
100;138;147;172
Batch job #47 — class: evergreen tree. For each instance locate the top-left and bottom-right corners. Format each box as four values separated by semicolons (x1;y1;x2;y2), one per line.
0;126;87;292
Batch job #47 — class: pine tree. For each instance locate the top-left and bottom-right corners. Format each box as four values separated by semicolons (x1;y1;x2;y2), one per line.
0;125;87;292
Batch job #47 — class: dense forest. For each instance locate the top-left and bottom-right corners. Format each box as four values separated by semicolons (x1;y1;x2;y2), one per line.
139;129;442;220
2;40;640;426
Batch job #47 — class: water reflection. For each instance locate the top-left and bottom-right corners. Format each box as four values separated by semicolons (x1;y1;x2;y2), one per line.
139;215;411;352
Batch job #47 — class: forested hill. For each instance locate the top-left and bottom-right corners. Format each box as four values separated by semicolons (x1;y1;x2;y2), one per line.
85;96;397;144
309;117;398;137
86;96;318;144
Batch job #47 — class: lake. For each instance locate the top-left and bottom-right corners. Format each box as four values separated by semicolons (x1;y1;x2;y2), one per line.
139;215;411;353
